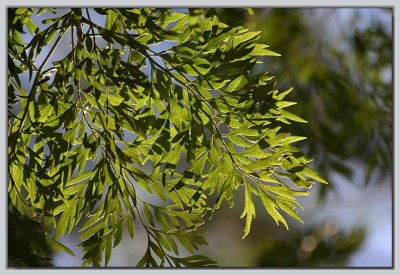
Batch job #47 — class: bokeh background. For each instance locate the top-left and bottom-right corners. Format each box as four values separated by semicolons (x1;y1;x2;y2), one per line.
10;8;393;267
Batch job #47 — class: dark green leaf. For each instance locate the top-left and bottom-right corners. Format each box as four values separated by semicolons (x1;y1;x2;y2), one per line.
47;238;76;257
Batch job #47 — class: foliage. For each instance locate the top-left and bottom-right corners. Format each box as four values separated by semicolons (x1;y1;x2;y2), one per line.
8;8;326;267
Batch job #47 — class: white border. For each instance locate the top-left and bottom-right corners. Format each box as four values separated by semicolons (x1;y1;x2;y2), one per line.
2;1;398;274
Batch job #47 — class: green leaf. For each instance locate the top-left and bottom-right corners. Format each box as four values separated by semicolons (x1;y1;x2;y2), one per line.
249;44;281;57
127;214;135;239
143;203;154;227
259;187;288;230
165;234;179;255
80;221;105;241
244;155;281;172
28;100;39;121
149;240;164;259
177;28;193;46
284;135;307;144
105;235;113;266
272;87;293;101
240;182;256;238
300;167;328;184
26;18;38;35
47;238;76;257
156;231;171;252
266;184;309;199
55;204;73;237
226;134;253;147
276;199;304;223
154;208;169;229
179;255;218;267
276;101;297;109
105;10;117;30
44;25;57;44
233;30;260;47
80;210;104;232
160;12;186;24
161;145;182;165
241;144;271;159
10;163;24;188
85;36;93;52
225;75;248;92
37;8;48;16
113;222;123;247
66;171;92;186
37;105;54;123
68;201;77;234
108;94;125;106
280;109;308;123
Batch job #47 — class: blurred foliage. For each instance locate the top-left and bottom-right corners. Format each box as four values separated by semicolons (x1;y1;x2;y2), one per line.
256;222;365;267
217;8;393;191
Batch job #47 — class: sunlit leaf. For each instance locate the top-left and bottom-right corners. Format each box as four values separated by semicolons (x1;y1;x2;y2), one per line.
240;182;257;238
66;171;92;187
